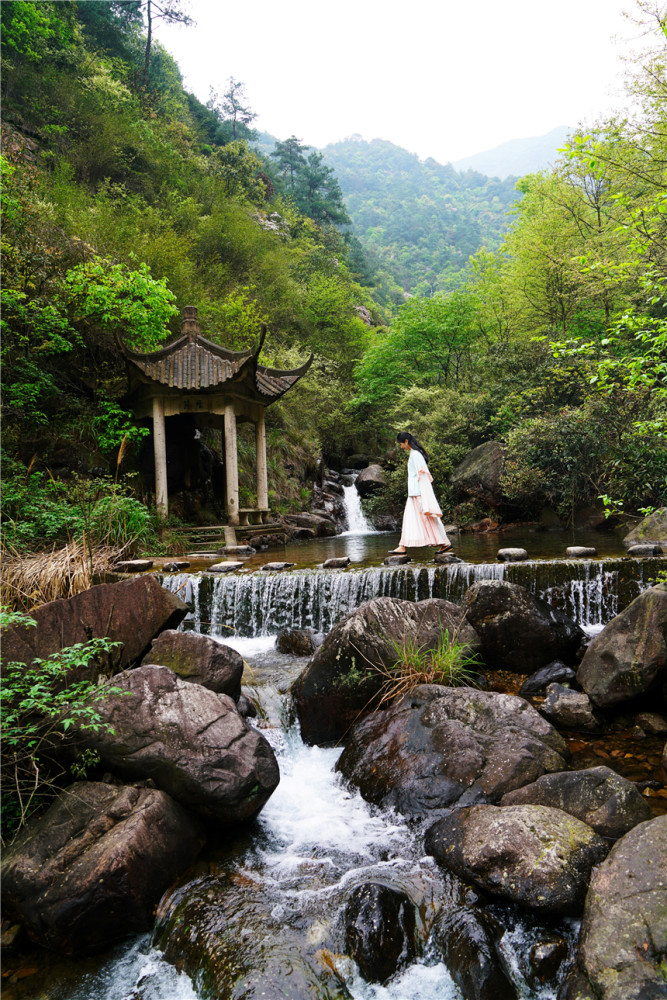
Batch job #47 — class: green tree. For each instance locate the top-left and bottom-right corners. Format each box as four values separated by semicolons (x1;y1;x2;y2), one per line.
271;135;307;193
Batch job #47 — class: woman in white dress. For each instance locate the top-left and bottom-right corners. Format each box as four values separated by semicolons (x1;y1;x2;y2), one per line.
390;431;452;554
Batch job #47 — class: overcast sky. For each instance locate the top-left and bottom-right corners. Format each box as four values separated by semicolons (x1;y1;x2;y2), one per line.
158;0;645;164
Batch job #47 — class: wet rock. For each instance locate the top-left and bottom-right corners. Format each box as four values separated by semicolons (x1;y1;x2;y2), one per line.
576;584;667;707
631;711;667;735
540;684;605;732
142;629;243;701
429;905;518;1000
209;561;244;573
520;661;577;696
336;685;569;818
528;937;569;987
1;576;187;677
426;804;608;915
113;558;154;572
558;966;596;999
451;441;505;507
434;552;463;564
497;548;529;562
162;560;191;571
237;692;258;718
578;815;667;1000
355;464;387;496
500;766;653;840
218;545;256;556
261;561;295;571
276;628;323;657
292;527;316;539
322;557;350;568
1;782;204;954
344;883;416;984
373;514;400;531
78;665;279;825
322;479;344;496
623;507;667;548
292;597;481;746
384;554;411;565
565;547;598;558
626;543;663;556
463;580;585;673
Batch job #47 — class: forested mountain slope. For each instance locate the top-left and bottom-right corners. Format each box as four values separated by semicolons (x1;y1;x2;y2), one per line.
322;135;520;294
452;126;571;179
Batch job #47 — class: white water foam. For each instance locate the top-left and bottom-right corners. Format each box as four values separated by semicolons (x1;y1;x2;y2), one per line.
341;483;379;535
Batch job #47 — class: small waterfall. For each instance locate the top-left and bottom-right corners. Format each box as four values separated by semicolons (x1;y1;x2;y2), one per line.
341;483;378;534
161;556;662;638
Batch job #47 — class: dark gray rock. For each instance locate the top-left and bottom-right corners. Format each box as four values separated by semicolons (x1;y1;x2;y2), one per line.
434;552;463;564
626;543;663;556
78;665;279;825
261;561;295;571
344;883;416;984
292;597;481;746
336;685;569;818
566;547;598;558
142;629;243;701
384;554;411;565
528;937;569;989
633;712;667;735
426;804;608;914
497;548;529;562
578;816;667;1000
1;782;204;954
500;766;654;840
373;514;400;531
540;684;605;733
623;507;667;548
354;464;386;496
430;905;518;1000
322;557;350;569
577;584;667;707
0;576;187;678
451;441;505;506
218;545;256;556
463;580;585;673
276;628;323;657
520;661;577;696
114;559;154;572
163;560;191;571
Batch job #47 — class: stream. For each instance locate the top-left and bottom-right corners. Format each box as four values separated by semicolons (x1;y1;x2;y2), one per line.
5;527;665;1000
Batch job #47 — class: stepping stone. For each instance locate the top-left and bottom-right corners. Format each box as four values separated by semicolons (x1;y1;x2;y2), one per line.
186;552;219;559
322;557;351;568
434;553;463;565
219;545;256;556
566;546;598;558
163;560;190;572
261;562;295;571
114;559;154;572
208;561;244;573
383;554;411;565
627;543;663;556
496;548;528;562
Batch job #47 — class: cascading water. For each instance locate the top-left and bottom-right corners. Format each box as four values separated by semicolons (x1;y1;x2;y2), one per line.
161;556;661;638
341;483;378;535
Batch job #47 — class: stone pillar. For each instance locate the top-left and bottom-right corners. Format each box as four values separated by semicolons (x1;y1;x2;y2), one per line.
224;402;239;526
152;396;168;517
256;409;268;511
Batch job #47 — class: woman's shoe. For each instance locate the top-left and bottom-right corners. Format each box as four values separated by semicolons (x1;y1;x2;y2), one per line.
388;548;406;554
436;544;453;553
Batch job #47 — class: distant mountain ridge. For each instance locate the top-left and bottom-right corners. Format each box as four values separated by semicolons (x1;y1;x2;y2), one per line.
452;126;572;179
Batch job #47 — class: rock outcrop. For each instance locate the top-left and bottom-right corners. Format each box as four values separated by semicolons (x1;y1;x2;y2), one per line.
577;816;667;1000
1;782;204;954
426;804;608;915
336;685;569;818
623;507;667;548
500;766;653;840
79;665;279;825
354;464;387;496
463;580;584;673
291;597;480;745
143;629;243;700
576;584;667;707
450;441;505;506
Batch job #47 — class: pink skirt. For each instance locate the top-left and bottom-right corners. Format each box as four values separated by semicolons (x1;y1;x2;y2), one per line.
399;497;450;547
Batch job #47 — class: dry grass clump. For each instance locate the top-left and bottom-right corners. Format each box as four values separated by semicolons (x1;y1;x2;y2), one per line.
1;537;127;611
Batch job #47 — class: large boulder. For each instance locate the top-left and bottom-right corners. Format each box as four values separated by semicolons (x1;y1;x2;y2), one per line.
336;685;569;818
291;597;480;746
79;665;279;825
429;905;518;1000
1;576;187;677
142;629;243;701
623;507;667;548
354;463;387;497
500;766;654;840
343;883;416;984
426;804;608;915
577;816;667;1000
576;584;667;707
463;580;585;673
450;441;505;506
1;782;204;954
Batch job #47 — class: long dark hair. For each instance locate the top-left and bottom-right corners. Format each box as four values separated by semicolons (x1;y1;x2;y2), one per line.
396;431;428;464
